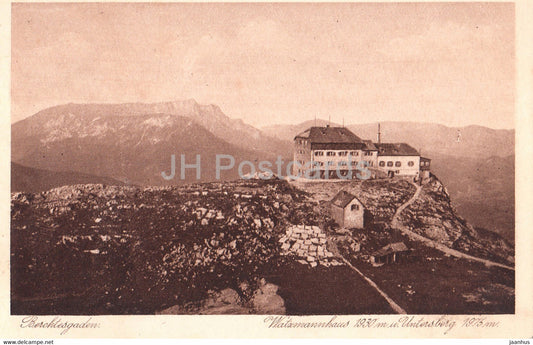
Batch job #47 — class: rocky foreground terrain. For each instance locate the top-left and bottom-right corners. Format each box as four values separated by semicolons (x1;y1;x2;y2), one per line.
295;177;514;265
11;177;514;315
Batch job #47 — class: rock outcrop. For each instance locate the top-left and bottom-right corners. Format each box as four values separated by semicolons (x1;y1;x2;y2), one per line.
157;279;285;315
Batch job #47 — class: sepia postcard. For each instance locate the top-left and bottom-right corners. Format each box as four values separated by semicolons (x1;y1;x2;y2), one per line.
1;0;533;340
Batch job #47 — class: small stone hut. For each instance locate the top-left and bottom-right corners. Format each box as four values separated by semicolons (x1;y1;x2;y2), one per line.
370;242;410;266
330;190;365;229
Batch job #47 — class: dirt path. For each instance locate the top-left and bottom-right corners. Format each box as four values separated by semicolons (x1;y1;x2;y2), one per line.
340;257;407;314
391;181;514;271
329;239;406;314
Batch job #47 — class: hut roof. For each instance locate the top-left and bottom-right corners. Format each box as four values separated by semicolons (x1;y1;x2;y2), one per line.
372;242;409;257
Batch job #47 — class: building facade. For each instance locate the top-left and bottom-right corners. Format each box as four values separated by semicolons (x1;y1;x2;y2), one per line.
420;156;432;179
375;143;421;177
330;190;365;229
293;125;429;179
293;125;378;179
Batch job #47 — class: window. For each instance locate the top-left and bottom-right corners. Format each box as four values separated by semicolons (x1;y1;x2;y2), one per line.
327;151;336;156
338;151;348;156
408;161;414;167
314;151;324;156
351;204;359;211
387;161;393;167
379;161;385;167
350;151;358;156
395;161;401;167
351;161;358;166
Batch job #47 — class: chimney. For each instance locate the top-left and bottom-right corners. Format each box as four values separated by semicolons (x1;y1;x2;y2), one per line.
377;123;381;144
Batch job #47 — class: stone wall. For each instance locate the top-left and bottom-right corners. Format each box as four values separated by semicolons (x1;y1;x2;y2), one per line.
279;225;343;268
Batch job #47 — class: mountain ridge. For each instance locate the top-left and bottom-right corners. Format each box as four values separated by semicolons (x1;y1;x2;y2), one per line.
12;113;266;185
14;100;291;158
262;120;514;158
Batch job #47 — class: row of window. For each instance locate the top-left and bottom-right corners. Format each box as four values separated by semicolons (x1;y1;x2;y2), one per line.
296;139;308;145
314;150;374;157
298;160;374;167
378;161;415;168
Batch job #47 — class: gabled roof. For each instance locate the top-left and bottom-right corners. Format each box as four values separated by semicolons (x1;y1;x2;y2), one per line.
331;190;363;209
295;126;363;144
362;140;378;151
372;242;409;257
375;143;420;156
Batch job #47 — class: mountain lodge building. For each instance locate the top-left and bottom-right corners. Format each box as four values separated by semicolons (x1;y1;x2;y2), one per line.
293;124;430;179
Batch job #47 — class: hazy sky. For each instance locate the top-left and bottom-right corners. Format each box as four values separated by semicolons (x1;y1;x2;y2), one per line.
12;3;514;129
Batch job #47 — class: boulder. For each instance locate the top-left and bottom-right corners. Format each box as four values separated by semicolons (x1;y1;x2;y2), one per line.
218;288;241;305
252;283;286;315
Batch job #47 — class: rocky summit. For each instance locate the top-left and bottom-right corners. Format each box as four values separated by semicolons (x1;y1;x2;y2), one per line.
11;176;514;315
